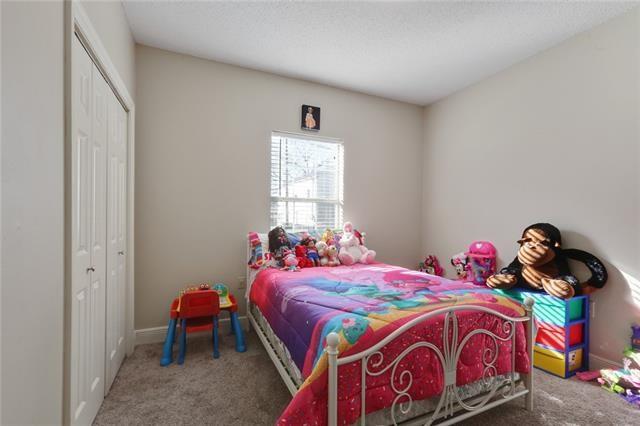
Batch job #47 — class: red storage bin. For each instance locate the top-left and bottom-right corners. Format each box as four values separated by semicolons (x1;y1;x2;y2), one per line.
536;321;584;351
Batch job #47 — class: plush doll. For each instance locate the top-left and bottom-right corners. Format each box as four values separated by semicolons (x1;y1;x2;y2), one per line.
301;236;321;266
317;241;340;266
451;252;468;280
268;226;292;266
322;228;336;245
419;255;444;276
338;222;376;266
294;244;313;268
247;232;265;269
486;223;608;299
280;252;300;272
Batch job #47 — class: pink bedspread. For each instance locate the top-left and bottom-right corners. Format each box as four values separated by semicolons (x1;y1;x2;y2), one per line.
249;263;530;425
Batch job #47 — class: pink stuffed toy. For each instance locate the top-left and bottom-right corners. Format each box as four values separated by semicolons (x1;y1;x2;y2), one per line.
281;251;300;272
338;222;376;265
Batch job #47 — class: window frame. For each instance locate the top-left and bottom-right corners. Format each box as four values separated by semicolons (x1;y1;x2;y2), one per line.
269;130;344;232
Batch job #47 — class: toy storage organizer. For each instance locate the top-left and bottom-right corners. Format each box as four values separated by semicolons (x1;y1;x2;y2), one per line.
498;290;590;378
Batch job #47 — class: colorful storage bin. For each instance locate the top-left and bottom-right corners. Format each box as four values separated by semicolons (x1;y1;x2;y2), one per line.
536;322;584;351
534;346;584;378
496;289;590;378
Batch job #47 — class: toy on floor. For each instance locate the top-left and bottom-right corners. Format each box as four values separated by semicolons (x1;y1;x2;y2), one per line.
465;241;497;286
212;283;246;352
419;255;444;276
451;252;468;280
161;289;221;366
338;222;376;265
486;223;608;299
631;325;640;351
160;283;246;366
247;231;265;269
589;327;640;407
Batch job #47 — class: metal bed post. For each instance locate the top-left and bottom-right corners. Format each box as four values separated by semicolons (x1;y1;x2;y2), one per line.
327;332;340;426
523;297;535;411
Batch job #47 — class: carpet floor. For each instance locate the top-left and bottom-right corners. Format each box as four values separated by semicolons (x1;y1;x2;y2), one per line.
95;332;638;425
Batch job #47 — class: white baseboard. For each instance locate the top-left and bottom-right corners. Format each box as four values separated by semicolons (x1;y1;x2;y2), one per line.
135;315;248;346
589;353;623;370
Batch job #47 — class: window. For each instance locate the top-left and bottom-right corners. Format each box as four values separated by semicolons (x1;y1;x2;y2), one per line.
270;132;344;232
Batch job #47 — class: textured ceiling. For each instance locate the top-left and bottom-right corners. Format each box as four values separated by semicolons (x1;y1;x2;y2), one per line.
123;1;636;105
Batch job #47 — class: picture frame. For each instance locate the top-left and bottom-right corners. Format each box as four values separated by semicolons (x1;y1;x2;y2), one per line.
301;105;320;131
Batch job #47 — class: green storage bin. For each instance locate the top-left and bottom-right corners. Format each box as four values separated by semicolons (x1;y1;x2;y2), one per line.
496;289;586;326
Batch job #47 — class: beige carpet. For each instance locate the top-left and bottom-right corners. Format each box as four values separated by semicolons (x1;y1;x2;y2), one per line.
95;332;638;425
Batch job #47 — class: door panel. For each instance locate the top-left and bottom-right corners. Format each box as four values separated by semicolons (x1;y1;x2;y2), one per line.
71;35;93;426
105;83;128;391
71;35;108;426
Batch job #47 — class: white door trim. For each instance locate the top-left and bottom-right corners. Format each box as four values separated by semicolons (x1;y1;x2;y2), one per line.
64;1;135;423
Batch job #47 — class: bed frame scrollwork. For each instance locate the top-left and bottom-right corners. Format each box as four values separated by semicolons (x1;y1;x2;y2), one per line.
326;299;535;425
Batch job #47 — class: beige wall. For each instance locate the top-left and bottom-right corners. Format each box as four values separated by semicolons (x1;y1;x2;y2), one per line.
81;0;136;97
134;45;424;330
422;8;640;366
1;1;65;423
1;1;135;423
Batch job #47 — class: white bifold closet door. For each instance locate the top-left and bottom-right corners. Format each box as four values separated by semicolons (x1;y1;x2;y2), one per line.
105;76;128;391
71;34;127;426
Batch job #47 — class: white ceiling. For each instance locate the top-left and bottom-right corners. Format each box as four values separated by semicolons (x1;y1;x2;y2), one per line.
123;1;636;105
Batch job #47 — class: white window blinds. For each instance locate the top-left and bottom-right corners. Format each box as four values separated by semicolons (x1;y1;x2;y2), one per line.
270;132;344;232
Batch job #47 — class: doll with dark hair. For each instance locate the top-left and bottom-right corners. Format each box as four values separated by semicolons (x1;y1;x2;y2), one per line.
268;226;292;266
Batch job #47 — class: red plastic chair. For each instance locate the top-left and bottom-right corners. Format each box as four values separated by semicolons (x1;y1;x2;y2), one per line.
177;290;221;364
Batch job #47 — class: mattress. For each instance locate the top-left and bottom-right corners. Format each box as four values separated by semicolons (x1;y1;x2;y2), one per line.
249;263;530;425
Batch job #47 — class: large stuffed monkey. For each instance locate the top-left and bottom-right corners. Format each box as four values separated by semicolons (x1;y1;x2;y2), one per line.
486;223;607;299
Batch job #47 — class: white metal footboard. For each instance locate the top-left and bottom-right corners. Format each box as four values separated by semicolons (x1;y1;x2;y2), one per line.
326;298;535;426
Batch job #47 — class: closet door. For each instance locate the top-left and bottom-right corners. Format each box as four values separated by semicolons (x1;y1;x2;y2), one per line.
70;35;107;426
105;90;128;391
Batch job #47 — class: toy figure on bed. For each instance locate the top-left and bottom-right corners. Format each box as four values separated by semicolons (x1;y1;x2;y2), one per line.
300;236;321;266
281;250;301;272
294;244;314;268
268;226;293;267
419;255;444;276
451;252;468;280
338;222;376;265
486;223;608;299
247;231;265;269
316;241;340;266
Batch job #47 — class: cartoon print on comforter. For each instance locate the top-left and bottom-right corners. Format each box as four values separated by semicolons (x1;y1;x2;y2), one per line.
249;263;530;425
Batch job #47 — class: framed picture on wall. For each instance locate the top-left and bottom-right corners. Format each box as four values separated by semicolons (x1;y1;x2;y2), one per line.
301;105;320;131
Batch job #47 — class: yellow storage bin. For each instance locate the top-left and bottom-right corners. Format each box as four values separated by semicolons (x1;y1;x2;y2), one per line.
533;345;583;378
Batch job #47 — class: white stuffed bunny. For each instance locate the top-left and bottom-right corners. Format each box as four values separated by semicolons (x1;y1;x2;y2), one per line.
338;222;376;265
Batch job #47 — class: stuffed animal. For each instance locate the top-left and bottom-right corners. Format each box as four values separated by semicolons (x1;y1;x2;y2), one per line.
419;255;444;276
322;228;336;245
268;226;292;266
451;252;468;280
317;241;340;266
247;232;265;269
338;222;376;266
281;252;300;272
294;244;313;268
486;223;607;299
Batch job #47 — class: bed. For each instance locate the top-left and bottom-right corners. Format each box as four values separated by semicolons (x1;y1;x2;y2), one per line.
245;239;535;425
